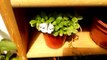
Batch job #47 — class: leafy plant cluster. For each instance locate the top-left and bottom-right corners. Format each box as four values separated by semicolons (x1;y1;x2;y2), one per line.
0;39;20;60
30;12;83;36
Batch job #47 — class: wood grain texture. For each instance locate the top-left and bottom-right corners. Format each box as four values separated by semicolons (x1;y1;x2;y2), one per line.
0;0;27;60
10;0;107;7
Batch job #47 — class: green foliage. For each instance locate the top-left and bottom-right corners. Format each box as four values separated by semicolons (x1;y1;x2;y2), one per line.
0;39;16;52
0;39;20;60
29;12;83;36
11;57;20;60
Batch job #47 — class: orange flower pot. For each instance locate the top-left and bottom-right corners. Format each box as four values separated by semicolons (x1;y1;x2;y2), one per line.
90;17;107;49
43;33;66;49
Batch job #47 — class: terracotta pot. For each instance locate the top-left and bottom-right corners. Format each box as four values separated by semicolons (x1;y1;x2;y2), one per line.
90;17;107;49
43;33;66;49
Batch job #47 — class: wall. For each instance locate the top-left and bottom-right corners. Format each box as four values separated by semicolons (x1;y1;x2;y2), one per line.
0;14;10;41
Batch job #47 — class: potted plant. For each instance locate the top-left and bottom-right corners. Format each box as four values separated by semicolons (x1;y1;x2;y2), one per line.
90;15;107;49
0;39;20;60
29;12;83;49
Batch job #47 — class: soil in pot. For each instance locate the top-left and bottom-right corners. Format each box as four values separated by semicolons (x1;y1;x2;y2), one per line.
43;33;66;49
90;17;107;49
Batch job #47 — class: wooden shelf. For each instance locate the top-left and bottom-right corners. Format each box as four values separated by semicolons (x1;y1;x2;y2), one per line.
11;0;107;7
27;31;107;58
1;0;107;60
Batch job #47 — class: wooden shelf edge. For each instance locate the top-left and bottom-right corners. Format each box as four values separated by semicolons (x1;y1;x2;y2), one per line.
27;32;107;58
11;0;107;7
27;48;107;58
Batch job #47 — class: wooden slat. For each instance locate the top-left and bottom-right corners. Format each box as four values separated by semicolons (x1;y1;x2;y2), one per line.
11;0;107;7
0;0;27;60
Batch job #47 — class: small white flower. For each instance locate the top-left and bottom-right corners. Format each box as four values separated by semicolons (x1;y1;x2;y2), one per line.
39;23;48;33
3;50;7;54
47;23;54;34
39;23;54;34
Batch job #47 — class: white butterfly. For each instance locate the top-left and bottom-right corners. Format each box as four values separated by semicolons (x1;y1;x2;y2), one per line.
39;23;54;34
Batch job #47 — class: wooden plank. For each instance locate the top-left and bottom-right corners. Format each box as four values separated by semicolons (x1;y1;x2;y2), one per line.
0;0;27;60
27;32;107;58
11;0;107;7
13;8;29;58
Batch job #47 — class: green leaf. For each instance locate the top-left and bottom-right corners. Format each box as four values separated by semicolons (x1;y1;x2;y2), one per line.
72;17;78;23
75;23;80;29
0;55;5;60
44;16;48;20
41;18;45;23
69;25;73;29
63;21;69;26
56;16;62;24
63;27;68;30
29;20;36;27
47;17;54;23
54;26;60;31
67;31;71;36
49;17;55;21
52;21;57;25
53;32;59;36
36;15;41;20
0;40;17;51
36;23;40;31
70;21;77;28
11;57;20;60
77;16;83;20
58;23;63;28
67;21;73;26
59;29;63;36
72;29;78;34
41;12;48;20
63;31;67;34
63;17;69;21
6;51;13;60
66;26;74;36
